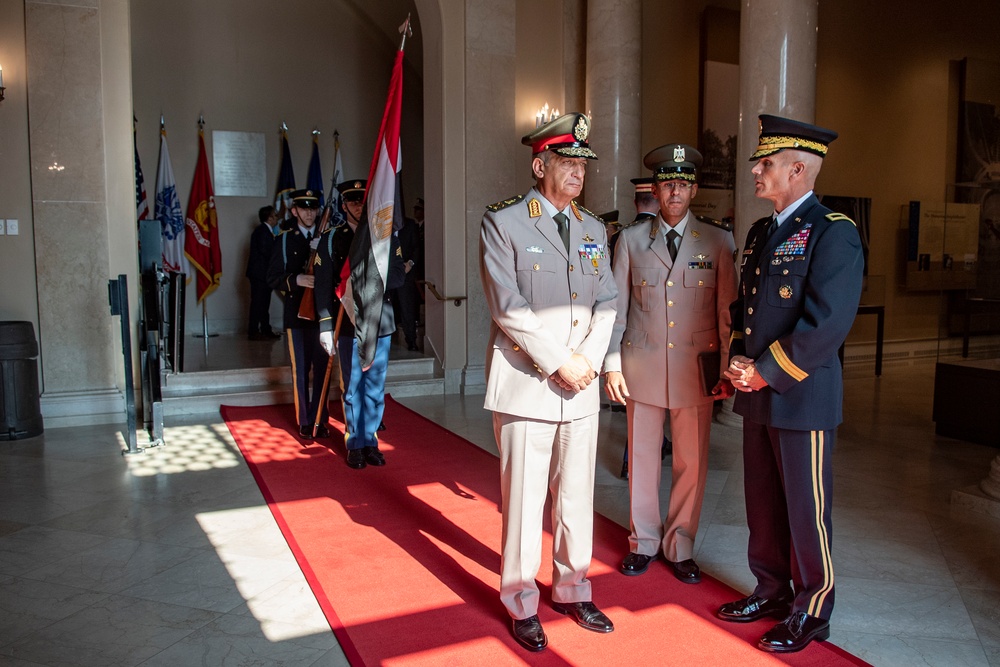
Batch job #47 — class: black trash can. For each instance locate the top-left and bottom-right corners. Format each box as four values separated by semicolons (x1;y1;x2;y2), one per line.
0;321;43;440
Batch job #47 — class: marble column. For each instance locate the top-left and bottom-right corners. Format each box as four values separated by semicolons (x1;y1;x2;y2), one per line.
734;0;819;241
584;0;641;216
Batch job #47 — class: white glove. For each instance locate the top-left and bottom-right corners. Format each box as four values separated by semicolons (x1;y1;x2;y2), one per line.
309;236;321;250
319;331;334;356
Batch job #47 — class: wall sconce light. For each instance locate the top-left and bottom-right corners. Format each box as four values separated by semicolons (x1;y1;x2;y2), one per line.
0;65;6;102
535;103;560;128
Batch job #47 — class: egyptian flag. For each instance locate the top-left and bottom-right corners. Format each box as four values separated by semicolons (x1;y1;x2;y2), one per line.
306;132;325;208
274;130;296;224
184;130;222;303
154;127;186;274
345;44;405;369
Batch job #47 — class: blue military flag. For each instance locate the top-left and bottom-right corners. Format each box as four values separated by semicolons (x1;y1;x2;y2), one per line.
306;131;325;209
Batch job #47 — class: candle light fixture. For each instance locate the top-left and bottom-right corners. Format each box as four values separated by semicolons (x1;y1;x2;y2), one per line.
534;103;561;128
0;64;5;102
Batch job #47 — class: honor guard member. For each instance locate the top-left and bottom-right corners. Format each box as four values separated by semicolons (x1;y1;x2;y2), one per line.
267;189;330;439
479;112;618;653
314;179;405;469
603;144;737;584
598;209;620;248
718;115;863;653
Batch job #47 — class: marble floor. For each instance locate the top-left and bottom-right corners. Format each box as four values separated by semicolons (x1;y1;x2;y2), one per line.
1;354;998;666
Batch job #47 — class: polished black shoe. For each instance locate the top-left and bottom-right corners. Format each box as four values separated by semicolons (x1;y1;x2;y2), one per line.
665;558;701;584
314;424;331;439
552;601;614;633
364;446;386;466
298;425;314;440
620;552;655;576
717;594;792;623
511;615;547;652
661;436;672;460
346;448;367;469
758;612;830;653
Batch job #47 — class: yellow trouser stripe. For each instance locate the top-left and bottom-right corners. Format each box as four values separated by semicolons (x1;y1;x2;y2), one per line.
770;340;808;382
808;430;834;616
287;330;301;423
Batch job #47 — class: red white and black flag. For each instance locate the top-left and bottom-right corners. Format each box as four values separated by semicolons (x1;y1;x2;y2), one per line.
344;17;409;369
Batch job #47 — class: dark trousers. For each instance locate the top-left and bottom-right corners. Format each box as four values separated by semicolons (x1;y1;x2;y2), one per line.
287;327;329;427
248;279;272;334
395;276;420;348
743;419;836;620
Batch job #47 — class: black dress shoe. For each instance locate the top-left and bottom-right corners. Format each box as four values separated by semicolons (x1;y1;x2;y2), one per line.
758;612;830;653
661;437;672;460
511;615;547;652
551;601;614;633
298;425;314;440
717;593;792;623
364;446;386;466
346;449;367;469
665;558;701;584
314;424;331;438
620;552;655;576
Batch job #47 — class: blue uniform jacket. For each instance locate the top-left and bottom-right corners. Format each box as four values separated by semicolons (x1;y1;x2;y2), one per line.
729;194;864;431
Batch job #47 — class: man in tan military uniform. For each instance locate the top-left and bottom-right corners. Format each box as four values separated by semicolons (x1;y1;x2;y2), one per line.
604;144;737;584
479;113;617;653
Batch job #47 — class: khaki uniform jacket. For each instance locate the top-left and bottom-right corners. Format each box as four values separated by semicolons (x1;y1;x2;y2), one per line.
604;211;737;409
479;188;618;422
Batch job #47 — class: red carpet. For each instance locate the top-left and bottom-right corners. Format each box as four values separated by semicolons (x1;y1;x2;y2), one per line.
221;398;869;667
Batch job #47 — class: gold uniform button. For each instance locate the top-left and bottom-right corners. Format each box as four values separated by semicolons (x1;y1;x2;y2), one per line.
569;265;575;272
668;343;675;349
572;292;578;299
748;307;753;315
782;269;789;275
755;268;760;275
641;279;647;286
626;341;632;347
698;280;704;286
667;300;674;307
668;321;675;328
533;263;540;271
512;345;520;352
752;287;757;295
594;268;599;275
667;280;674;287
573;319;579;327
745;327;752;335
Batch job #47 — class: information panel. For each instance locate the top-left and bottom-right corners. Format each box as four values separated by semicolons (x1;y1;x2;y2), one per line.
212;131;266;197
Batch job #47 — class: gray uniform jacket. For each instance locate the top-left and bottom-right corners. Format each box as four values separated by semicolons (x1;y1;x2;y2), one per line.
479;188;618;422
604;211;737;409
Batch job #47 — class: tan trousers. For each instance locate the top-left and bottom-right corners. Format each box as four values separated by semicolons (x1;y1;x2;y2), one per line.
494;411;598;620
626;400;712;561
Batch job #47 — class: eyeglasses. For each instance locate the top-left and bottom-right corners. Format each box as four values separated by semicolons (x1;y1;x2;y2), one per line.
660;181;693;191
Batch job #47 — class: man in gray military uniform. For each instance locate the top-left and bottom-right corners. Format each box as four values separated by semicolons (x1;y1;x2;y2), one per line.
604;144;737;585
479;112;618;653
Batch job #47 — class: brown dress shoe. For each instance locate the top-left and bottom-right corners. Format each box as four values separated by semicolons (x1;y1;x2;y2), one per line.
551;601;614;633
758;612;830;653
511;615;547;652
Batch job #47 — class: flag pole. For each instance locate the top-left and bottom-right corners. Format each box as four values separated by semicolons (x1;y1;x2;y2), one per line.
192;113;218;347
398;13;412;51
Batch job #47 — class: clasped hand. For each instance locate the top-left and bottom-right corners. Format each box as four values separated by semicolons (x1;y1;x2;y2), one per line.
724;355;768;392
550;353;597;393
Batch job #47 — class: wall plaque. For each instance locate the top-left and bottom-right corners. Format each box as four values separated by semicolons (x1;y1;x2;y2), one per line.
212;130;266;197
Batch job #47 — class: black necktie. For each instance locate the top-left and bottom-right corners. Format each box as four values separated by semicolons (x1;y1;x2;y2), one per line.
554;212;570;254
305;231;312;242
765;216;778;239
666;229;680;262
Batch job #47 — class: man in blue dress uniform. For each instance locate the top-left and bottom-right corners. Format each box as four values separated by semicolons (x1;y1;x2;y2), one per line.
716;115;863;653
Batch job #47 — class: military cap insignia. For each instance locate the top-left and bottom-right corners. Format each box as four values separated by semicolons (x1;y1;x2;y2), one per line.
779;285;793;299
528;198;542;218
573;116;589;141
486;194;525;212
673;145;686;162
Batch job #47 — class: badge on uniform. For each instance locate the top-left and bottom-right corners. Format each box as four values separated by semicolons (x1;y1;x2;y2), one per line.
579;243;606;266
688;254;713;269
779;285;793;299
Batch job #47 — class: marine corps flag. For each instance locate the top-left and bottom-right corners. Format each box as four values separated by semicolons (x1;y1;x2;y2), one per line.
274;127;296;224
346;17;409;369
184;130;222;303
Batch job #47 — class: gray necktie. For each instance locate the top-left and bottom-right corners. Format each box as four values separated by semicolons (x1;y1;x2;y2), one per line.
554;212;571;254
666;229;680;262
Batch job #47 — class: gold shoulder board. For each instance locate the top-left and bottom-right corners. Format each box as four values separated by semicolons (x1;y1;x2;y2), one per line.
696;214;734;232
574;201;601;222
486;194;525;212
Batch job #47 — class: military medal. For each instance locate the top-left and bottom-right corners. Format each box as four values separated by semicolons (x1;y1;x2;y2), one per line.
779;285;793;299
